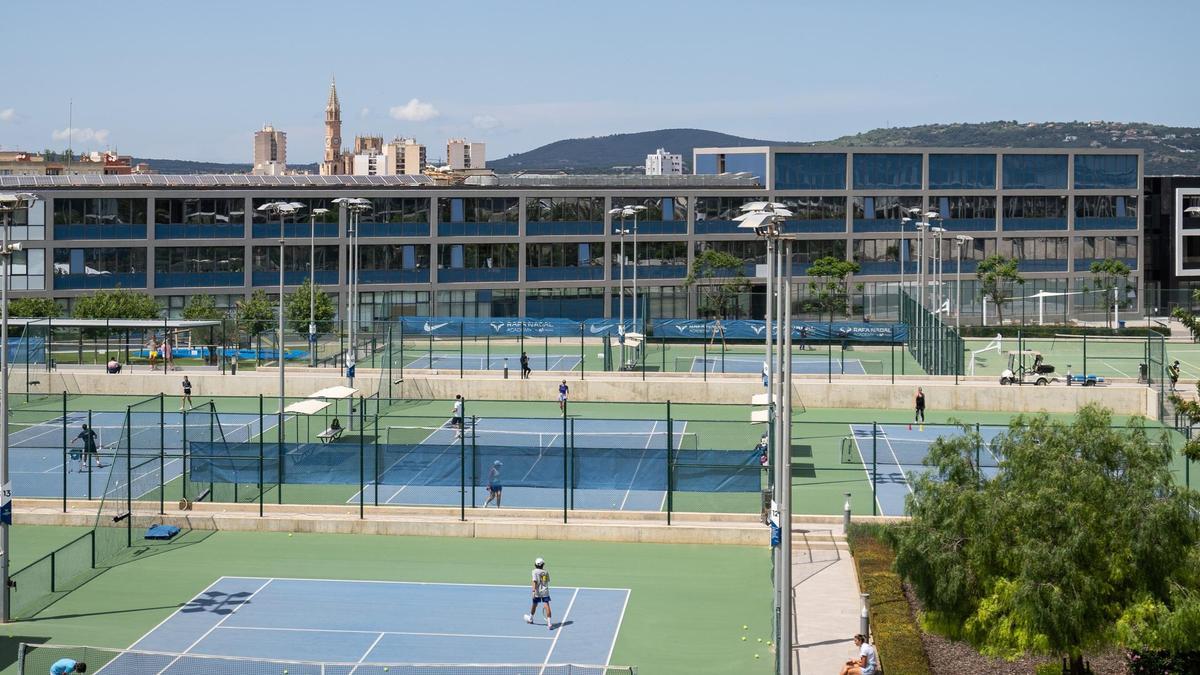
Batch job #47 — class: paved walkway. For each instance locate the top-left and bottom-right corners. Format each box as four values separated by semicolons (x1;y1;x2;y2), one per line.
790;524;864;674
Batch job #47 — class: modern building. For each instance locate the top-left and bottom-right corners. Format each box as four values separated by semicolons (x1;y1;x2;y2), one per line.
0;146;1143;325
252;125;287;176
1143;175;1200;308
0;151;134;177
387;138;426;176
447;139;485;170
645;148;683;176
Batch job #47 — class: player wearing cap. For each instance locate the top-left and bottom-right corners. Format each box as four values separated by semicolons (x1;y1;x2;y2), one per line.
50;658;86;674
483;459;503;508
524;557;553;630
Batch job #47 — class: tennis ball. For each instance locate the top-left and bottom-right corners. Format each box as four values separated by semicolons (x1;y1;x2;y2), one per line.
742;624;748;630
754;654;760;659
757;638;763;643
288;533;293;537
740;636;746;641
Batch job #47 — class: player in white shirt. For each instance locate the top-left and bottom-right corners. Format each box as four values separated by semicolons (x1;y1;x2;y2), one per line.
451;394;465;439
839;634;878;675
523;557;554;630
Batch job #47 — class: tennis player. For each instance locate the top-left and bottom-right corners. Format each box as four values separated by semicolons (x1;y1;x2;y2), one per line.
557;380;569;412
451;394;465;439
49;657;86;674
523;557;553;630
180;376;193;410
483;459;503;508
73;424;103;472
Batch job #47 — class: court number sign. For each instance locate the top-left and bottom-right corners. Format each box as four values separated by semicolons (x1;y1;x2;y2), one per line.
1;481;10;525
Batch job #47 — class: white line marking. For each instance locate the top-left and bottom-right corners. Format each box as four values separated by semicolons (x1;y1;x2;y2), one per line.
618;421;656;511
850;425;885;517
127;576;232;651
539;587;580;675
218;625;553;641
605;589;632;667
348;632;388;675
878;426;915;498
153;578;273;674
223;575;632;593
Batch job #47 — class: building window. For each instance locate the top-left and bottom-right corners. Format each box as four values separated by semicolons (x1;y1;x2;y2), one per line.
7;198;46;241
7;248;45;290
526;287;605;320
694;196;761;234
1004;236;1069;272
1077;236;1137;269
777;196;846;232
1074;154;1138;189
437;197;519;237
357;244;431;284
1002;154;1067;189
929;196;997;231
251;245;338;286
526;242;605;281
613;285;690;320
251;198;338;238
526;197;605;235
53;247;146;289
53;198;148;239
613;241;688;279
852;239;901;275
155;246;244;287
437;243;518;282
154;198;245;238
1002;195;1068;231
358;198;430;237
435;289;518;317
852;154;922;189
852;196;923;232
610;197;688;235
928;154;997;189
774;153;846;190
1075;195;1137;230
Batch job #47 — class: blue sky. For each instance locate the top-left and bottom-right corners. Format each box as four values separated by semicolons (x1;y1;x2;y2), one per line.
3;0;1197;164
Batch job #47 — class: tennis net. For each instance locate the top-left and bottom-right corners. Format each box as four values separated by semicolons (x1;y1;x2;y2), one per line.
17;643;639;675
386;424;699;450
840;432;1001;468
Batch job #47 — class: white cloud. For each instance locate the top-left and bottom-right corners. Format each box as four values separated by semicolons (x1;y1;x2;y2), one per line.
360;107;370;118
389;99;439;122
0;108;14;123
472;114;501;130
51;127;110;144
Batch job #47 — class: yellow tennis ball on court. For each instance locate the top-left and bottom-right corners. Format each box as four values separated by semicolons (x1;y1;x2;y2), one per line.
757;637;762;643
754;654;760;659
288;533;293;537
741;636;746;641
742;624;748;630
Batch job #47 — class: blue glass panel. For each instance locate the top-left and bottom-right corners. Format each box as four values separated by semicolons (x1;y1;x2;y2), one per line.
1074;217;1137;230
252;270;337;286
928;154;996;189
252;222;338;239
54;272;145;290
1016;259;1067;272
723;153;767;180
632;221;687;235
437;223;518;237
358;222;429;237
55;223;147;240
450;245;464;268
854;220;907;233
438;268;517;283
155;223;243;239
1003;154;1067;189
358;269;430;284
783;219;845;233
526;221;604;236
402;246;416;269
526;267;605;282
774;153;846;190
856;261;901;275
1074;154;1138;189
694;220;745;235
613;265;687;280
1001;217;1068;231
1074;257;1137;271
695;153;719;175
156;272;242;288
940;218;996;232
528;295;604;320
450;199;465;222
852;154;922;189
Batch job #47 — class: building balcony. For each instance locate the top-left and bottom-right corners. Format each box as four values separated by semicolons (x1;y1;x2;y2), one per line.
1001;217;1068;231
939;218;997;232
357;222;430;238
251;222;339;239
526;221;605;237
54;272;145;290
1074;217;1137;231
54;223;146;240
525;266;605;282
627;221;687;236
155;223;244;239
1074;258;1138;272
612;264;687;280
437;267;518;283
1015;259;1068;272
693;220;745;235
251;270;338;286
357;269;430;284
156;271;243;288
437;223;518;237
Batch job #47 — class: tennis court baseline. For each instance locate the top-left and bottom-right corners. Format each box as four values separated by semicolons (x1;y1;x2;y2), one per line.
687;355;868;375
104;576;627;673
404;354;583;371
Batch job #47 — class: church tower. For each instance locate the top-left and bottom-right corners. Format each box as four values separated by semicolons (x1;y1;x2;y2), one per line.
320;79;343;175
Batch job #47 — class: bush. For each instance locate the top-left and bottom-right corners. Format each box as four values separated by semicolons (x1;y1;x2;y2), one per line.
847;523;932;675
958;324;1169;338
1127;650;1200;674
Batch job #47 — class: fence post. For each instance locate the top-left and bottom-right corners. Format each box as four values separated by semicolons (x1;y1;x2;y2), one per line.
61;391;67;512
181;407;189;503
470;415;478;509
124;407;133;548
569;418;576;511
459;324;464;379
159;394;165;515
87;409;94;500
562;403;569;524
258;394;264;517
459;399;466;522
359;396;365;520
580;322;586;381
666;400;673;526
871;422;878;517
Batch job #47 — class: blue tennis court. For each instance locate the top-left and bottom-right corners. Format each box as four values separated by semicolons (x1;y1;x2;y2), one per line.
9;410;269;499
106;576;627;673
357;417;693;511
848;423;1006;515
404;353;582;371
688;355;867;375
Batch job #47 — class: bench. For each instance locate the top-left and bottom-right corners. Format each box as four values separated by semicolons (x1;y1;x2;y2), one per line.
317;427;345;443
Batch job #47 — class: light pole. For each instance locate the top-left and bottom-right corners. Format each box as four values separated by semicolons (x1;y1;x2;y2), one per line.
332;197;372;386
931;224;946;313
900;206;921;298
736;202;792;393
0;192;36;623
308;207;330;368
954;235;974;330
256;201;304;449
629;205;646;331
609;205;644;365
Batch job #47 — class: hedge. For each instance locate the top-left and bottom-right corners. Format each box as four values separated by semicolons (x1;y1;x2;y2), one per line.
958;325;1170;339
847;523;933;675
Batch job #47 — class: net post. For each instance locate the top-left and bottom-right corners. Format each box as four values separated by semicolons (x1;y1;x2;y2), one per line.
373;409;381;508
544;334;549;373
159;393;165;515
871;422;878;516
61;391;67;512
666;399;673;526
702;324;707;382
470;415;477;509
890;326;895;384
580;321;586;381
485;333;491;372
359;396;365;520
1083;332;1087;376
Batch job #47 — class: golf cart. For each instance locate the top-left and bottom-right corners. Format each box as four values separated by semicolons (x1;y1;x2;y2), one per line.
999;350;1058;386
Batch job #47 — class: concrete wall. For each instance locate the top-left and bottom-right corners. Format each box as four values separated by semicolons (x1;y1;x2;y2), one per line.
46;368;1151;416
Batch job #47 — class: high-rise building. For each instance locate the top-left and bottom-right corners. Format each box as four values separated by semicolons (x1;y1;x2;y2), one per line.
447;139;486;170
645;148;683;176
387;138;427;176
320;80;343;176
252;124;287;176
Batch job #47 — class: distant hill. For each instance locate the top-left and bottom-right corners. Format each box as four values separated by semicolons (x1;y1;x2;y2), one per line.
488;129;790;173
131;157;318;174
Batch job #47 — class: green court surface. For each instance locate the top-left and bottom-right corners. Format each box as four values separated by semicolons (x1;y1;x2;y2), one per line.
0;528;773;675
964;335;1200;382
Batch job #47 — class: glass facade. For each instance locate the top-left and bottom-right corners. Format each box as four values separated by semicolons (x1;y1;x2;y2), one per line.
526;197;605;236
777;196;846;233
852;196;923;232
526;287;604;320
695;240;765;277
852;154;922;189
53;247;146;289
358;244;431;284
251;198;339;238
8;198;46;241
155;246;244;287
928;154;996;189
612;285;690;320
437;243;518;282
1076;235;1137;270
1003;195;1068;230
1074;154;1138;189
438;197;519;236
435;289;518;317
1002;154;1068;189
1005;236;1069;272
360;290;431;322
789;240;847;275
694;196;760;234
54;198;147;239
7;249;45;290
358;197;430;237
154;198;245;238
694;152;766;180
774;153;846;190
251;245;338;286
612;241;688;279
611;197;687;235
930;196;997;231
852;239;900;275
1075;195;1137;230
526;242;605;281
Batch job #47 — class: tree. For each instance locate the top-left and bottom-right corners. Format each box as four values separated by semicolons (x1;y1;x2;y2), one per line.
806;256;860;321
684;249;750;319
892;405;1200;673
975;255;1023;324
283;279;336;336
1089;259;1132;328
235;290;276;339
181;294;224;322
8;297;61;318
72;289;160;320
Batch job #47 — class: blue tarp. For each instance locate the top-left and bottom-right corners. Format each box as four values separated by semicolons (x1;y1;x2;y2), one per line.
7;336;45;363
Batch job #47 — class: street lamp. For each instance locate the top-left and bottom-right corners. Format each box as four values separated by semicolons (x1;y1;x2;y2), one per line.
332;197;372;385
954;235;974;330
0;191;36;622
256;200;305;451
736;202;792;392
899;207;921;299
609;205;646;368
308;208;330;367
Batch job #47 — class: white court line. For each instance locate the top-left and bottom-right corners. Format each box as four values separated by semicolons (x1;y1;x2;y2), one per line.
539;587;580;675
604;589;632;668
878;426;915;498
349;633;388;675
219;625;553;641
849;426;885;517
152;579;273;675
126;576;232;652
383;424;461;504
618;421;656;511
226;575;632;593
345;419;456;504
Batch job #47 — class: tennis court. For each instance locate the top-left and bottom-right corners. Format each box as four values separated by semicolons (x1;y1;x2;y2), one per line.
359;417;696;511
9;409;269;499
685;355;868;375
96;576;627;673
403;353;583;371
845;423;1006;515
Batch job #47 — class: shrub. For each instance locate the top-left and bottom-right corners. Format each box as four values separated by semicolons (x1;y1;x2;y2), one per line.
847;523;932;675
